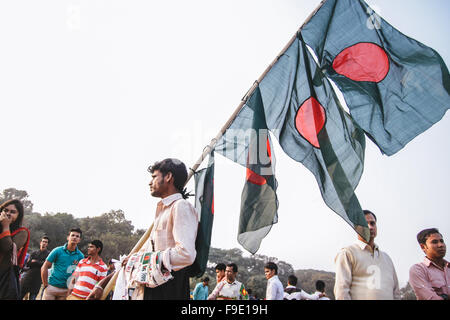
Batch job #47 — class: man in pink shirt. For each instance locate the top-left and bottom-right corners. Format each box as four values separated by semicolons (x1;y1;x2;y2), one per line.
409;228;449;300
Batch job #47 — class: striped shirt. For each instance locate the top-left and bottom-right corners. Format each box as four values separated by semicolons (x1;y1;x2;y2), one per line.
71;257;108;299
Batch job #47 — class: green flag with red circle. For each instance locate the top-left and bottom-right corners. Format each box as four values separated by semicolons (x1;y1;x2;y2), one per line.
215;87;279;255
301;0;450;156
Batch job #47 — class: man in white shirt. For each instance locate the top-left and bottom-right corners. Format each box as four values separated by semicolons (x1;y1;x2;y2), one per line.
264;262;284;300
334;210;400;300
208;263;248;300
314;280;330;300
284;274;320;300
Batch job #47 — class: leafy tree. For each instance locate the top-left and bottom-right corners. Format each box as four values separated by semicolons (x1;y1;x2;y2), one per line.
25;212;80;251
78;210;145;263
1;188;146;265
0;187;34;214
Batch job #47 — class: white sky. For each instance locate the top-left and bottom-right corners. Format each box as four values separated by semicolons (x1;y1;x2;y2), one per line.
0;0;448;288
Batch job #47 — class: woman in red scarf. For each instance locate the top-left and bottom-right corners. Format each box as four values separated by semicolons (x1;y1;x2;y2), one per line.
0;199;30;299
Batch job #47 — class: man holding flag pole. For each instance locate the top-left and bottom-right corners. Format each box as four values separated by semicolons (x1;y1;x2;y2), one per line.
93;159;199;300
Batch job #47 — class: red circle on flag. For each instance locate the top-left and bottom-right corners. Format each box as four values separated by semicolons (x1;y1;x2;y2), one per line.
332;42;389;83
295;97;326;149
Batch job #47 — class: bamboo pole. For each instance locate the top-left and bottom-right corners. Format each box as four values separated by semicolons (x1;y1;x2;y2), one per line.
101;0;326;300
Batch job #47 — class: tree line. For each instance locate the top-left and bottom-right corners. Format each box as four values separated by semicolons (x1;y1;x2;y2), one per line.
1;187;145;264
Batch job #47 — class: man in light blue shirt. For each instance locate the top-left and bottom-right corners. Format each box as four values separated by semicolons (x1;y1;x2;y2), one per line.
193;277;209;300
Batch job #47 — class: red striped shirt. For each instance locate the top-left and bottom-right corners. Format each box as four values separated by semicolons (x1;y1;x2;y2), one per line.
71;257;108;299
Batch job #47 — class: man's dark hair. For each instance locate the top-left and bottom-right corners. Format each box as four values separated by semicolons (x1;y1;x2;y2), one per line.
215;263;226;271
202;277;209;282
148;158;189;199
287;275;298;286
0;199;24;233
42;236;50;243
315;280;326;292
227;263;238;273
363;210;377;221
69;227;82;238
91;239;103;254
264;262;278;275
417;228;441;245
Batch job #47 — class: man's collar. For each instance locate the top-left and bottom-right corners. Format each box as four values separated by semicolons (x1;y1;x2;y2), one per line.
423;256;449;268
286;285;296;289
226;279;238;285
86;256;104;265
64;243;80;253
356;239;379;251
268;275;279;282
161;193;182;207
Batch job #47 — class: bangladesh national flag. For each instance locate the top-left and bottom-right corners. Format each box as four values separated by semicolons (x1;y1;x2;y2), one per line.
302;0;450;156
190;152;215;277
257;34;370;242
216;87;278;254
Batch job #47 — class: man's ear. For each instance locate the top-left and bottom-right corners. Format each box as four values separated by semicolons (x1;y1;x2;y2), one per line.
165;172;173;183
420;243;427;252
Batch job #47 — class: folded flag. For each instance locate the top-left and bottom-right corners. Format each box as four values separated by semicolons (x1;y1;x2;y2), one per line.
216;87;279;254
301;0;450;156
191;152;215;277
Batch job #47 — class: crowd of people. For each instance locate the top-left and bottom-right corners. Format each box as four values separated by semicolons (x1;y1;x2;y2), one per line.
1;158;448;300
191;262;330;300
0;225;115;300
